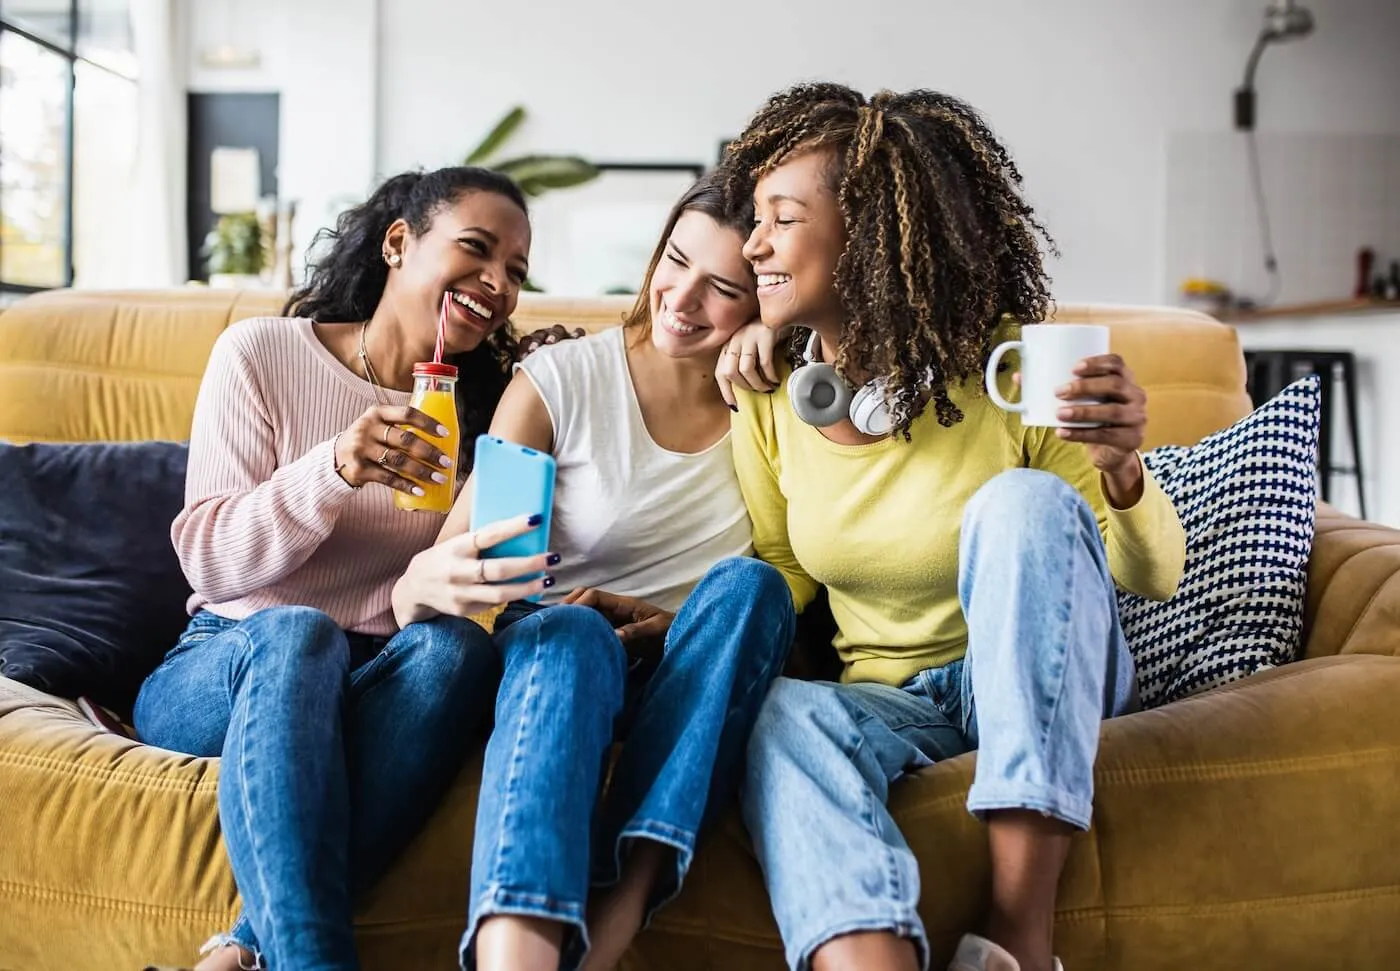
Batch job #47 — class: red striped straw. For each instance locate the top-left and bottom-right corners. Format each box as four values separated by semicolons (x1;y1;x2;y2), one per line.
435;292;448;365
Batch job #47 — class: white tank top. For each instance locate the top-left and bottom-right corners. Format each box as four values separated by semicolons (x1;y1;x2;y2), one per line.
516;327;753;612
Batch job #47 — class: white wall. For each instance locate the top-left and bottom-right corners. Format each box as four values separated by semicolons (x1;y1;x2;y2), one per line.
185;0;378;277
373;0;1400;303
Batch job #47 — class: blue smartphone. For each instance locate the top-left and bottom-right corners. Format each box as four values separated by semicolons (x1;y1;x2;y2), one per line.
470;434;557;601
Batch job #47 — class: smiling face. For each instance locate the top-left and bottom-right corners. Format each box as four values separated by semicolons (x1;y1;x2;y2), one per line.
648;210;757;359
384;189;532;354
742;148;847;337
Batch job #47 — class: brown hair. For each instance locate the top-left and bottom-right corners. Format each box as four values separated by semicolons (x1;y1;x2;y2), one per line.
622;171;753;335
721;82;1056;436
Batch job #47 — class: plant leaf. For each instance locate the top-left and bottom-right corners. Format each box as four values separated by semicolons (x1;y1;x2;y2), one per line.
496;155;600;194
465;106;526;165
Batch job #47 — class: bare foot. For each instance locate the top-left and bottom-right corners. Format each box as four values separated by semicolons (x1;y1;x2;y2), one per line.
811;930;920;971
475;914;564;971
192;943;254;971
580;841;671;971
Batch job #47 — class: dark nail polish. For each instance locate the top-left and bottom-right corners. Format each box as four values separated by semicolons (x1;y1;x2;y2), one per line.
546;553;561;566
542;575;556;588
729;404;739;413
527;513;543;526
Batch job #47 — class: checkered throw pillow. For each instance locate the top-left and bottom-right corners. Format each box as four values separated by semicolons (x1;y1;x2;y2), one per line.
1118;376;1321;709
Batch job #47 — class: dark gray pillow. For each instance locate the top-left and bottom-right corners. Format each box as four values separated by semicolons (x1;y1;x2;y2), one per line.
0;441;192;717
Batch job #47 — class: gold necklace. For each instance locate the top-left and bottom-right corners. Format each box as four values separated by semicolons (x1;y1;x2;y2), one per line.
358;320;388;405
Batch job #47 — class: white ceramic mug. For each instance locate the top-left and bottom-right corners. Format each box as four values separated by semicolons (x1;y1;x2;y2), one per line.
984;324;1110;427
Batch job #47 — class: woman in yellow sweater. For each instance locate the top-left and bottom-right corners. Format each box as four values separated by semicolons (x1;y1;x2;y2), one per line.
719;84;1185;971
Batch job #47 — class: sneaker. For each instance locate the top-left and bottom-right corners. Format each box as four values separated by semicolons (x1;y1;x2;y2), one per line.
947;933;1064;971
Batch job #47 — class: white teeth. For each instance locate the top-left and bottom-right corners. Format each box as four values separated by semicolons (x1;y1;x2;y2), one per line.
661;306;698;335
450;291;491;319
757;273;791;288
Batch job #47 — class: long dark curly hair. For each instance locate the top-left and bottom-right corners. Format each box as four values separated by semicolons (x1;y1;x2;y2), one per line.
283;166;525;471
721;82;1056;436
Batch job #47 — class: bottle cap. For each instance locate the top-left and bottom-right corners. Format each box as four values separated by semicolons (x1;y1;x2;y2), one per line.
412;362;458;378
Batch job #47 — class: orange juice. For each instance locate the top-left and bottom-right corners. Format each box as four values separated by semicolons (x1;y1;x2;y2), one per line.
395;363;460;513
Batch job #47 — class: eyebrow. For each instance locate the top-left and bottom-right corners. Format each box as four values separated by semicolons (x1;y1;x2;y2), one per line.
460;226;529;268
763;193;809;207
669;241;751;293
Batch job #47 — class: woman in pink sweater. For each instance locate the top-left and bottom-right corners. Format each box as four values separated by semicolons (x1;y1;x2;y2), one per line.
134;167;554;971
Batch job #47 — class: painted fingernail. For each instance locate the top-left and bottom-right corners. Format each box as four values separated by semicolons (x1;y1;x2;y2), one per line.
411;486;425;496
527;513;544;526
542;575;556;588
431;472;447;484
439;455;453;467
436;425;450;437
546;553;561;566
729;404;739;413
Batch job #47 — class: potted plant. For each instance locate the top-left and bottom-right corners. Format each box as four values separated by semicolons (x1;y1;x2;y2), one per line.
203;212;266;288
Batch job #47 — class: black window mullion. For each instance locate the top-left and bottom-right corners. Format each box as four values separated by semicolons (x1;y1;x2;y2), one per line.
62;56;75;285
2;3;135;292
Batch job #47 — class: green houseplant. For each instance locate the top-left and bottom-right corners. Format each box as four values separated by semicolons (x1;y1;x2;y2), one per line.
466;106;601;292
203;212;265;287
465;106;600;197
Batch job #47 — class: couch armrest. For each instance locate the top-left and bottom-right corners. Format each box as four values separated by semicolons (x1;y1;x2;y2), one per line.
1302;504;1400;660
0;676;235;969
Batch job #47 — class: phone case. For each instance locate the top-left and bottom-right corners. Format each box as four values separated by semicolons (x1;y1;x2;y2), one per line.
469;435;557;600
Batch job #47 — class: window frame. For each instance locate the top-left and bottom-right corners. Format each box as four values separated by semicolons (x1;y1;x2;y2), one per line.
1;3;136;294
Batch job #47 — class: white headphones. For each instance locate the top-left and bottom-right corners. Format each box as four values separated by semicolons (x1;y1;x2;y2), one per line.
788;332;896;436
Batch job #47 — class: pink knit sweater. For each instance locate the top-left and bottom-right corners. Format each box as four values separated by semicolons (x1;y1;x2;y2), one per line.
174;317;446;635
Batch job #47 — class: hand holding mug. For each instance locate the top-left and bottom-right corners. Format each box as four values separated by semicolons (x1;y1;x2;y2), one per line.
985;324;1147;498
1052;354;1147;476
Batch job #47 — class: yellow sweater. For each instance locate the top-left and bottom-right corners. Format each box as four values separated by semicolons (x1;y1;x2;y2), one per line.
731;373;1186;687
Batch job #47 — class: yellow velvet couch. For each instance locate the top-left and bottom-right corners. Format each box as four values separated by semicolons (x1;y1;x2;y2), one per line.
1;288;1398;971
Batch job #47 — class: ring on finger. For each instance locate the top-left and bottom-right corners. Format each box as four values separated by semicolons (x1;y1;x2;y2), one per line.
475;560;486;584
378;447;391;466
727;348;743;356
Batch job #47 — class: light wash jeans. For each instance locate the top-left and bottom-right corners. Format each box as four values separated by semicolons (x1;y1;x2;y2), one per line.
741;469;1139;971
133;606;499;971
463;557;796;970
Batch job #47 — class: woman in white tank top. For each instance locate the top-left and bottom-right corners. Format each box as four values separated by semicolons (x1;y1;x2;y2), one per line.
391;175;796;971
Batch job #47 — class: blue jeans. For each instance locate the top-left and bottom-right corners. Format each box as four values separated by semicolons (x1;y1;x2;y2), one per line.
741;470;1139;971
133;606;499;971
463;557;796;970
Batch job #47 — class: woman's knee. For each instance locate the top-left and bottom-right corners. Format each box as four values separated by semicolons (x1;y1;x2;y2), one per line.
502;603;627;685
397;614;499;685
239;605;348;668
749;678;834;758
963;468;1092;538
700;557;789;602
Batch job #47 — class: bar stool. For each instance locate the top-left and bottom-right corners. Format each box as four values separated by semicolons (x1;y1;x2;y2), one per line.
1242;349;1366;519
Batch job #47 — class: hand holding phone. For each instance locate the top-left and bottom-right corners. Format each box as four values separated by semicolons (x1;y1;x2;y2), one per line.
469;435;557;601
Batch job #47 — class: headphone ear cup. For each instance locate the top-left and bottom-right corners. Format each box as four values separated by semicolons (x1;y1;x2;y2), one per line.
788;362;854;428
849;381;895;436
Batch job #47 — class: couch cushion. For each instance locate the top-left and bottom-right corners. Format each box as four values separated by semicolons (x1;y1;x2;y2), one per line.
1118;377;1321;708
0;441;192;716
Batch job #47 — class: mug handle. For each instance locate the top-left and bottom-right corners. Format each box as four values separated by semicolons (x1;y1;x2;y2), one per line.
984;341;1024;413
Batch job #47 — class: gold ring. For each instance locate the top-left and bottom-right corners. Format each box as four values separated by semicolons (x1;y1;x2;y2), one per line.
476;560;487;584
378;447;391;466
